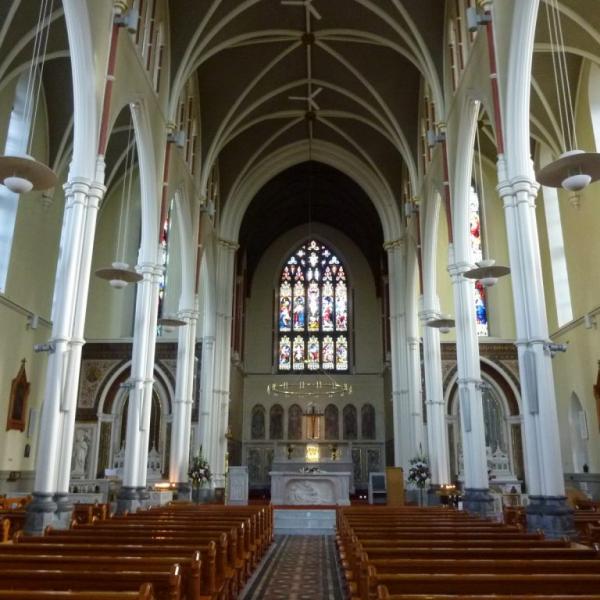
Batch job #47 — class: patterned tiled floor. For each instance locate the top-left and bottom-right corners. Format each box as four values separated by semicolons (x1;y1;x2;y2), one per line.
240;535;346;600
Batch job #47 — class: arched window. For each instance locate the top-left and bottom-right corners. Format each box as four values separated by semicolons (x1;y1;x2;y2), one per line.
361;404;376;440
250;405;265;440
469;186;488;336
343;404;357;440
288;404;303;440
324;404;339;440
269;404;284;440
277;239;349;372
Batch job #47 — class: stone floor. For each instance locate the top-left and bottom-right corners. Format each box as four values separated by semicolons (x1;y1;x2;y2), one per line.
240;535;346;600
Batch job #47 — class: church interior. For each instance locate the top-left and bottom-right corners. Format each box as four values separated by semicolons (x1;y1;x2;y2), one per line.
1;0;600;597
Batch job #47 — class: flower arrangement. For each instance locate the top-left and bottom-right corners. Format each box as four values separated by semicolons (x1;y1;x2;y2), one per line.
188;448;212;487
300;466;321;474
407;455;431;489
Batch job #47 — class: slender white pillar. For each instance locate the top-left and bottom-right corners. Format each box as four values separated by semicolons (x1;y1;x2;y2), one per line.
419;297;451;487
25;176;93;533
116;261;158;512
385;239;412;472
136;264;163;494
196;335;215;457
169;306;199;487
497;162;570;534
448;244;492;514
406;252;425;457
55;175;106;513
210;239;237;488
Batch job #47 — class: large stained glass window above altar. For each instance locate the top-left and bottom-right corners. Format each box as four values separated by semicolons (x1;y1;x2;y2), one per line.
278;240;349;372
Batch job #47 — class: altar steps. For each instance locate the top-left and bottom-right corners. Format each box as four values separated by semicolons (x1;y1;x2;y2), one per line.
273;508;336;535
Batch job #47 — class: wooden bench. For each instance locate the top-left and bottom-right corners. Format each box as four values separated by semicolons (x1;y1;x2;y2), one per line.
0;583;155;599
377;591;600;600
14;535;222;600
0;565;181;600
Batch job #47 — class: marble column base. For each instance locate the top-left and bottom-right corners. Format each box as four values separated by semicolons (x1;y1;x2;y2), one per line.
24;493;58;535
116;486;144;515
53;492;74;529
526;495;575;539
427;484;443;506
462;487;495;518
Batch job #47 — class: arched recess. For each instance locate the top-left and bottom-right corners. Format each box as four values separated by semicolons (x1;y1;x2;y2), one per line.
568;392;589;473
444;359;525;488
269;404;284;440
220;139;403;245
250;404;265;440
70;360;174;484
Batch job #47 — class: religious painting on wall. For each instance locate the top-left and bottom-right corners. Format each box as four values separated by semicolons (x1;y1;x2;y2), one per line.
593;360;600;432
343;404;357;440
251;405;265;440
6;359;29;432
269;404;284;440
361;404;376;440
288;403;303;440
276;239;350;372
324;404;339;440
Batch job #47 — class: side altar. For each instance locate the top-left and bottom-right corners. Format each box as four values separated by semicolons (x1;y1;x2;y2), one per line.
269;442;352;505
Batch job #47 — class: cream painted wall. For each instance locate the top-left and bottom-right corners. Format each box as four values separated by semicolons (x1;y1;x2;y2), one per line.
535;61;600;473
242;222;386;447
479;159;515;339
85;173;141;339
0;91;65;476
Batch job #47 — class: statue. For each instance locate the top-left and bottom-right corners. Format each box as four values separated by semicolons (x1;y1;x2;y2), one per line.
72;429;90;478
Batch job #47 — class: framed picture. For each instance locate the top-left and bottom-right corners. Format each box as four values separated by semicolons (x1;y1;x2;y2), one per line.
7;359;29;432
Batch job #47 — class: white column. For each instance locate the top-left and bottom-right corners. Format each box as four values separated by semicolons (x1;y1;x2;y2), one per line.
55;174;106;508
136;264;163;491
497;166;565;497
385;239;411;471
448;244;491;513
169;306;199;487
26;176;92;532
406;257;425;456
117;261;158;512
196;334;215;457
210;239;237;488
419;297;451;487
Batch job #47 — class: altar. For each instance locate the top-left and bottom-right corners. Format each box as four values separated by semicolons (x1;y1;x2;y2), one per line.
270;471;351;505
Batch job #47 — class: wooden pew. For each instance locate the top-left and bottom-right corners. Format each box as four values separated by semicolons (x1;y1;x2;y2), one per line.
0;565;181;600
0;509;26;541
377;591;600;600
0;551;202;600
0;582;156;600
370;572;600;596
14;535;220;600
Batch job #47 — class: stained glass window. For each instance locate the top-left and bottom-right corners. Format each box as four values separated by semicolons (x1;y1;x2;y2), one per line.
469;187;488;336
277;240;350;371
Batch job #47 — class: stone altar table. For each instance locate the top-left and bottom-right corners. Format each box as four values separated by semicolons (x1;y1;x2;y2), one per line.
270;471;351;505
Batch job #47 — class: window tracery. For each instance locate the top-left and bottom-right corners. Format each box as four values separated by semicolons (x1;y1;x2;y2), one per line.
277;240;349;372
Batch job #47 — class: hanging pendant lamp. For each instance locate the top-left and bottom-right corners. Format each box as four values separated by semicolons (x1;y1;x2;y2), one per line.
425;315;455;334
534;1;600;203
95;108;143;289
0;1;58;194
463;259;510;288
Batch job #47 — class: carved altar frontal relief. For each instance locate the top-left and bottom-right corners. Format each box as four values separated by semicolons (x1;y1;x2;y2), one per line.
285;478;335;505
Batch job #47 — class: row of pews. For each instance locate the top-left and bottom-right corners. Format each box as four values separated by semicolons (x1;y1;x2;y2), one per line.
336;506;600;600
0;502;272;600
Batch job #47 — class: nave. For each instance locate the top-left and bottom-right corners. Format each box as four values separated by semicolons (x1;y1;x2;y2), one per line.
1;501;600;599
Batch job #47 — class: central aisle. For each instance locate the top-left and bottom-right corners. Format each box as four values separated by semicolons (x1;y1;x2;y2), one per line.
240;535;346;600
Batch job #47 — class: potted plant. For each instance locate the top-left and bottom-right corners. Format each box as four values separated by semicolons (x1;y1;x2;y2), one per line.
188;448;213;503
407;454;431;506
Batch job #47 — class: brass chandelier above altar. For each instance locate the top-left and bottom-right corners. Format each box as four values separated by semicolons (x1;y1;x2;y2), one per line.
266;376;352;398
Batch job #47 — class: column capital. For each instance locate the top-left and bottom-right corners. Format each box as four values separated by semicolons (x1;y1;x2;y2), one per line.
447;260;473;278
178;308;199;321
63;177;92;198
218;238;239;251
419;308;441;322
383;238;404;251
136;261;161;277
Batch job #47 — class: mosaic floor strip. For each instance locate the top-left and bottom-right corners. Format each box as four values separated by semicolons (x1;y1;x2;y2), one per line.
240;535;346;600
